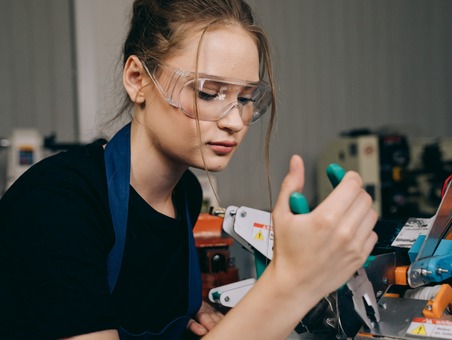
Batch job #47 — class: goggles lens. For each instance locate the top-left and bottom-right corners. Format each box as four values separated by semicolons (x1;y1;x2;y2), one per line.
143;62;271;125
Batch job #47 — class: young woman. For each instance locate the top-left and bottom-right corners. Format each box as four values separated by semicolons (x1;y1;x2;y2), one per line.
0;0;378;339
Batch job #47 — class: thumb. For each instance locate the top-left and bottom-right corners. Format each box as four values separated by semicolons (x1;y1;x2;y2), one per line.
274;155;305;213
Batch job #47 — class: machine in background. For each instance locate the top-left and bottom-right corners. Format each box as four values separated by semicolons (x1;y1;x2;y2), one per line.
3;128;44;192
0;128;105;196
317;129;452;219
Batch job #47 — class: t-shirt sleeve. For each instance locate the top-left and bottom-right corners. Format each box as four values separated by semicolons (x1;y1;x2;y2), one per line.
0;160;117;338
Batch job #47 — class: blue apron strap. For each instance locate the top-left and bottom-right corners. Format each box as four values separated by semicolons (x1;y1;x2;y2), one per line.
185;199;202;316
104;123;131;293
104;122;202;337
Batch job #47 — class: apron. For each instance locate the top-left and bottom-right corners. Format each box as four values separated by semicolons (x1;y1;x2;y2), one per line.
104;123;202;339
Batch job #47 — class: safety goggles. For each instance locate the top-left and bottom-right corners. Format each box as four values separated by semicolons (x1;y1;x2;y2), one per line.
141;61;272;125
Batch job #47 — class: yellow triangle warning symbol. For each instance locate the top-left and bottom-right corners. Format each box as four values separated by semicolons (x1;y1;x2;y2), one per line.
254;231;264;241
411;324;427;335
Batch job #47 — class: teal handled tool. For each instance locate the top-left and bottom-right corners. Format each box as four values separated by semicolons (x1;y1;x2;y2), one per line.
326;163;380;330
289;192;310;214
255;252;268;278
288;162;344;215
326;163;346;188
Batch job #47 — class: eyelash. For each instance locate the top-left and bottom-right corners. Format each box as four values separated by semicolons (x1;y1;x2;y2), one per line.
198;91;217;101
238;97;255;105
198;91;255;105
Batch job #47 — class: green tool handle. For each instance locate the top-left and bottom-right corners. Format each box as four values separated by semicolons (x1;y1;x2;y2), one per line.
254;253;268;279
289;192;310;214
326;163;346;188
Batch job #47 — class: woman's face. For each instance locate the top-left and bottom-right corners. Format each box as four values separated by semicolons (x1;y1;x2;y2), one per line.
140;25;260;172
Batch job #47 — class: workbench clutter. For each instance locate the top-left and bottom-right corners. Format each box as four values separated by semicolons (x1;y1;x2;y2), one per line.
317;176;452;339
205;164;452;339
355;176;452;340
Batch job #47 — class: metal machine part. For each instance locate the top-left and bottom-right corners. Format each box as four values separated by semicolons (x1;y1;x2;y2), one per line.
208;278;256;308
408;181;452;288
337;251;410;338
363;296;430;338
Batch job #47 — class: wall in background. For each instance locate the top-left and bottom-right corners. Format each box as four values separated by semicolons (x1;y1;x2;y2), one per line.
73;0;131;142
72;0;452;210
0;0;452;208
2;1;451;206
218;0;452;211
0;0;77;141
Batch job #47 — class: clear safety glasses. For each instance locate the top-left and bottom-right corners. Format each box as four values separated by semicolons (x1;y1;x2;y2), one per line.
141;61;272;126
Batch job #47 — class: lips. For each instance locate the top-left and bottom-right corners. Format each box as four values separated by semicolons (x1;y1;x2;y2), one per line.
206;141;237;154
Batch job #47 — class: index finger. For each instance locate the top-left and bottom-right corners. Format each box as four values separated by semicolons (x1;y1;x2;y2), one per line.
315;170;365;216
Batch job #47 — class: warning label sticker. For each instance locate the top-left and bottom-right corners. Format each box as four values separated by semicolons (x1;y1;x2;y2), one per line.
407;318;452;339
252;222;271;242
254;230;264;241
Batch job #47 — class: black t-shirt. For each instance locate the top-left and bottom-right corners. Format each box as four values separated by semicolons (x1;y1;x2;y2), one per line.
0;142;202;339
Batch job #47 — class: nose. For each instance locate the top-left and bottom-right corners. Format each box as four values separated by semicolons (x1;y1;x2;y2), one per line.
217;103;245;132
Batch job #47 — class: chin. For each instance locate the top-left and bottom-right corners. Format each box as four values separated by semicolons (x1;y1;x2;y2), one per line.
192;157;231;172
207;166;226;172
200;162;228;172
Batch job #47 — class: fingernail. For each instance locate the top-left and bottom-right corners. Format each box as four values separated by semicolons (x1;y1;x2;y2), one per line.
198;325;208;334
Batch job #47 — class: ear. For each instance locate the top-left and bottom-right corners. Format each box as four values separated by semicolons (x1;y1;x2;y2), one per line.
123;55;148;104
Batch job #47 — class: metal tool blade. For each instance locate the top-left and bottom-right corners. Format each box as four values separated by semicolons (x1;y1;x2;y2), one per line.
346;268;380;328
337;252;409;338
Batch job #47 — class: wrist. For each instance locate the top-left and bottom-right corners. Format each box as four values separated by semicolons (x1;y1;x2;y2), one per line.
259;261;324;316
204;262;326;340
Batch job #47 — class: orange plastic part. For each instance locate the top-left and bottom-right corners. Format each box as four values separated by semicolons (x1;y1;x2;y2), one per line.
193;213;224;238
384;293;401;298
395;265;409;285
423;284;452;319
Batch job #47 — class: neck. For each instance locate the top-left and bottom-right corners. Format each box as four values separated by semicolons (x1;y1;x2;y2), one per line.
129;120;188;218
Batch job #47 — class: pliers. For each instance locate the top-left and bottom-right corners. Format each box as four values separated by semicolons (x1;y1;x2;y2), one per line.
347;267;381;329
327;164;380;329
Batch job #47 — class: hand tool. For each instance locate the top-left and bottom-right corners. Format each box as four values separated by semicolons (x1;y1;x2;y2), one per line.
326;163;381;330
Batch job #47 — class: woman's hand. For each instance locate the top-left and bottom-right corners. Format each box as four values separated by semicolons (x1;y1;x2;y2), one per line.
270;154;378;302
203;155;378;339
186;301;224;336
